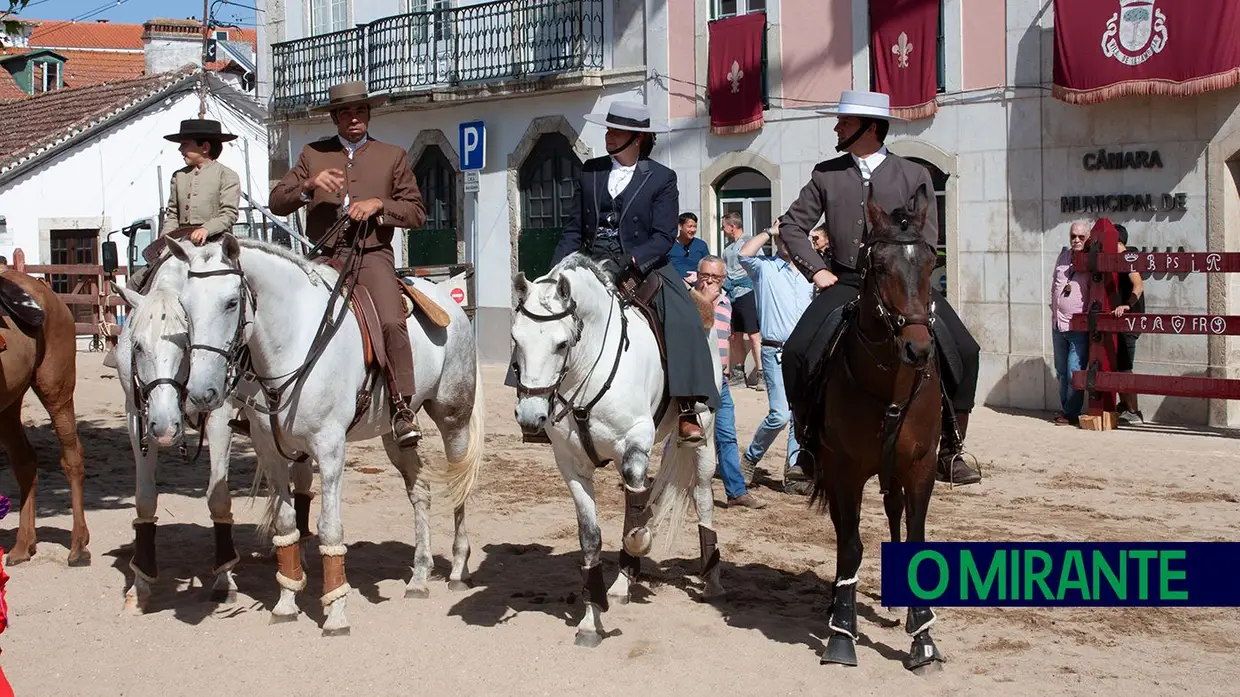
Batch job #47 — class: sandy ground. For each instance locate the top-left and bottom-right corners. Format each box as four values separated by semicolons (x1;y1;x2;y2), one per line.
1;351;1239;696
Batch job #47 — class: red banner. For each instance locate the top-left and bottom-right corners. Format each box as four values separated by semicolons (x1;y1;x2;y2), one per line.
869;0;939;120
707;12;765;135
1053;0;1240;104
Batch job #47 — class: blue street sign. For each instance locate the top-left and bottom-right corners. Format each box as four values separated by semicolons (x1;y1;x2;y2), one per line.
459;121;486;171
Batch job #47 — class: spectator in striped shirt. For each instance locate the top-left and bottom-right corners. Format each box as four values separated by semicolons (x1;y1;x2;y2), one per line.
695;255;765;509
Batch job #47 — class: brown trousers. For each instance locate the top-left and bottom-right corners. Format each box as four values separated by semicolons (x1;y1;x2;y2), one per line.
324;245;415;397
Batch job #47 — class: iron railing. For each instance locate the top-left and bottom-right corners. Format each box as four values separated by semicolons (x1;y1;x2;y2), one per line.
271;0;605;113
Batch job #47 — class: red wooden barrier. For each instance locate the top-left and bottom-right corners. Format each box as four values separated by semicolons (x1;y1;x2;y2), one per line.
12;248;129;347
1067;219;1240;429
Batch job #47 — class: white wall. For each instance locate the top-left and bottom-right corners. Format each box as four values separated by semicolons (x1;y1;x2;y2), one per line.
0;90;270;264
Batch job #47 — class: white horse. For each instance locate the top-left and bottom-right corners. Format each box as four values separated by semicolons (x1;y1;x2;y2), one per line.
510;253;725;648
112;258;315;613
167;233;485;636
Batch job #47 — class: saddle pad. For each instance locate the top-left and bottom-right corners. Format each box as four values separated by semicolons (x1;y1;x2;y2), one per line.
400;279;451;329
0;274;45;328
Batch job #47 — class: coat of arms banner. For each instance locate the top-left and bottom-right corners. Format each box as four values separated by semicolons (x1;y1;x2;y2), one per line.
869;0;940;120
707;12;766;135
1053;0;1240;104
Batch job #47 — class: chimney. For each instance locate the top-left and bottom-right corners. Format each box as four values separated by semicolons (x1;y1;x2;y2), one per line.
141;18;205;74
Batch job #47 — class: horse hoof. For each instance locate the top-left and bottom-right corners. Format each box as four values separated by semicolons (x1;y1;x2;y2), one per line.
322;626;351;637
622;528;653;557
269;613;298;625
122;598;147;615
447;580;471;592
905;633;945;673
67;550;92;567
574;631;603;648
210;588;238;604
911;659;945;675
607;593;630;606
405;586;431;599
820;634;859;666
5;551;32;566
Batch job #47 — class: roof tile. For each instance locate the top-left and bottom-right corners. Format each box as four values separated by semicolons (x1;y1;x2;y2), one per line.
0;67;196;173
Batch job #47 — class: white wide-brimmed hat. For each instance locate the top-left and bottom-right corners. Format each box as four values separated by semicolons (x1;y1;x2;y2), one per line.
584;101;670;133
816;90;906;121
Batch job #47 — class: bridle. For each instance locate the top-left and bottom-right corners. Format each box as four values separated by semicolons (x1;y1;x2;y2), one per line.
843;219;940;496
512;276;630;467
128;339;206;462
182;217;365;462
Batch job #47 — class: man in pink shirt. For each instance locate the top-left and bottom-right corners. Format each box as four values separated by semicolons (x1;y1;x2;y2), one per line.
1050;221;1091;425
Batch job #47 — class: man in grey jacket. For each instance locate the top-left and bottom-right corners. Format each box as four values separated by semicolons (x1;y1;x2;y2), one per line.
779;90;981;486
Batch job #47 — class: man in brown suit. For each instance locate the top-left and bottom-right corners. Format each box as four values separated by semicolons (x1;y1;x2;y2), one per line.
779;90;982;486
268;81;428;447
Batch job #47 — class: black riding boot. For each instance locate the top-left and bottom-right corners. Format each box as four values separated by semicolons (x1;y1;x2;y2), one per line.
937;410;981;485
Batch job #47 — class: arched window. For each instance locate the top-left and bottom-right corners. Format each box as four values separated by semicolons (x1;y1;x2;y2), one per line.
716;167;774;255
907;157;950;294
518;133;580;278
410;144;458;266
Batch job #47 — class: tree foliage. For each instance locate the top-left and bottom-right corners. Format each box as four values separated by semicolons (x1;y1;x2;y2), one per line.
3;1;31;38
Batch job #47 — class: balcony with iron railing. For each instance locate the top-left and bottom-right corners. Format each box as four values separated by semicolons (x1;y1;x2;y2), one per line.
271;0;606;114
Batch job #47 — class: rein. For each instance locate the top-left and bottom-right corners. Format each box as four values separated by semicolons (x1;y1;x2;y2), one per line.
514;279;630;467
187;214;367;461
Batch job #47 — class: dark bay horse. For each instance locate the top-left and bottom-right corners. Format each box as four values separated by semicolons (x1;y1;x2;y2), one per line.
807;186;945;672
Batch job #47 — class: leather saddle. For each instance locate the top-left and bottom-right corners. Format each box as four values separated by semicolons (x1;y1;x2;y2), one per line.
0;273;46;349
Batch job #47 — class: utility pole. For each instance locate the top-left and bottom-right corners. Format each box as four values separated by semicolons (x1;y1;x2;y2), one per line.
198;0;209;117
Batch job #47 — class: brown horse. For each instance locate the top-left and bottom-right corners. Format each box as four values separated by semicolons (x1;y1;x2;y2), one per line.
0;266;91;566
807;186;945;672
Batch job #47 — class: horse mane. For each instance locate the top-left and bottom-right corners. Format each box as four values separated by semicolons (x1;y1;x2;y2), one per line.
129;286;188;342
233;236;337;287
548;252;617;295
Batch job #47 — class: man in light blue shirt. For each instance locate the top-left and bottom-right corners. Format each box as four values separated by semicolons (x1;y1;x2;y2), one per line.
720;212;762;390
738;218;815;494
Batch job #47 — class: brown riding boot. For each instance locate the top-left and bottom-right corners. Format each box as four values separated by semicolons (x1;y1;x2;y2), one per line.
391;395;422;448
937;411;981;485
677;399;704;443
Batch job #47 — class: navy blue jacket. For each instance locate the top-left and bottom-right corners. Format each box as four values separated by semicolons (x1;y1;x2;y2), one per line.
550;155;680;276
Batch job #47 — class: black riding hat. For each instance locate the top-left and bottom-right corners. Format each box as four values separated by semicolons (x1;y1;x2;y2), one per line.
163;119;238;143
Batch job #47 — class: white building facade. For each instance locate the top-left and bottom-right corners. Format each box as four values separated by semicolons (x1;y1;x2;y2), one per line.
260;0;1240;426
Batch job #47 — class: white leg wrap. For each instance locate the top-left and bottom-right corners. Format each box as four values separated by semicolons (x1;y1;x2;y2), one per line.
272;531;302;548
828;620;858;640
319;544;348;557
133;516;158;526
129;560;157;583
622;483;648;494
320;582;352;607
276;570;307;592
835;575;859;587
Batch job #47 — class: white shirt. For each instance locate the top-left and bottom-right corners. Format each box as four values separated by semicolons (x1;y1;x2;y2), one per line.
337;135;369;208
608;158;636;199
852;146;889;181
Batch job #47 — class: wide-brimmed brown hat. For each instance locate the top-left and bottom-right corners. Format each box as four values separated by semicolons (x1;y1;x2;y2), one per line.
310;80;389;114
163;118;238;143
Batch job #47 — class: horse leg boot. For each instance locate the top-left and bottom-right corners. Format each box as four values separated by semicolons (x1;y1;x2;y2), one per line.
620;477;654;558
576;562;609;647
271;529;306;623
124;517;158;614
320;545;352;637
698;525;724;598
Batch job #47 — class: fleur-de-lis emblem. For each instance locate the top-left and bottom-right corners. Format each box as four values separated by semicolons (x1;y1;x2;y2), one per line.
727;60;744;93
892;31;913;68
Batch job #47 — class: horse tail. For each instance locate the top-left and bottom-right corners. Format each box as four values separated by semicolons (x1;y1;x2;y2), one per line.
647;431;707;556
425;352;486;511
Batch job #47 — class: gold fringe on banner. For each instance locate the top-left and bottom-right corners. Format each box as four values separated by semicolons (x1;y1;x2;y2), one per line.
891;99;938;121
1053;68;1240;105
710;116;764;136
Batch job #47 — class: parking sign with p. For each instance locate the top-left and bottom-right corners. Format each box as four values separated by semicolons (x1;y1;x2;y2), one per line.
459;121;486;171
